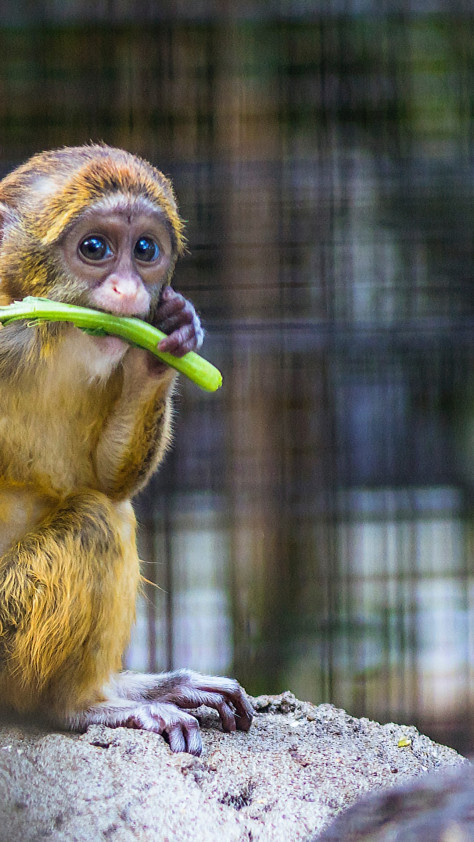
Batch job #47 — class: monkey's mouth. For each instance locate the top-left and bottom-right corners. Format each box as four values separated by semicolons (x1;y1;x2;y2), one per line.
91;303;150;320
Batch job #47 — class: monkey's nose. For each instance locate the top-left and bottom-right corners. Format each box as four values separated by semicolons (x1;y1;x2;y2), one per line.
94;273;150;317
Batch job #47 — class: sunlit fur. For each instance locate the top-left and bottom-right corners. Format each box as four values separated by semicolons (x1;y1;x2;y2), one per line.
0;144;185;304
0;147;253;752
0;146;179;721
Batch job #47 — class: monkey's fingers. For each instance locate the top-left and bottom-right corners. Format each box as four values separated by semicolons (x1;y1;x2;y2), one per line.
156;305;196;333
126;702;203;756
157;306;203;350
157;285;188;317
165;674;254;733
153;703;203;755
171;687;239;732
157;288;194;331
158;323;204;357
191;676;254;732
165;719;203;756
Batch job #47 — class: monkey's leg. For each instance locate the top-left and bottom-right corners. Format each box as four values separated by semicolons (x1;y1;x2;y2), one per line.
0;491;139;718
0;490;251;755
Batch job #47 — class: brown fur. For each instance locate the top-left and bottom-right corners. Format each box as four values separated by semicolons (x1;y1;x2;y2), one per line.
0;146;180;719
0;148;253;754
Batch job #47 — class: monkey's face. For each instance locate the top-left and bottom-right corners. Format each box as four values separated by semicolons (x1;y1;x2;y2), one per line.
0;147;185;322
59;199;174;319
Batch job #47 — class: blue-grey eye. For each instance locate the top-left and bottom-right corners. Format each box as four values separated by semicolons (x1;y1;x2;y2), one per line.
134;237;160;263
79;236;112;261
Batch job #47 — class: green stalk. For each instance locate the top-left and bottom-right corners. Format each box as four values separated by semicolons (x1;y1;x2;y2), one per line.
0;297;222;392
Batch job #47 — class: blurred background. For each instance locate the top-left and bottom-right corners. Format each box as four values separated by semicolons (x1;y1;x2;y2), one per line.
0;1;472;753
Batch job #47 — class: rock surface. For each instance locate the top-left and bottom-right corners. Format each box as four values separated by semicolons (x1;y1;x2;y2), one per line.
315;762;474;841
0;692;466;842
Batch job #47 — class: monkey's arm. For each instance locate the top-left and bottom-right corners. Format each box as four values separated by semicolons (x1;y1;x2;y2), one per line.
94;356;176;498
94;287;203;498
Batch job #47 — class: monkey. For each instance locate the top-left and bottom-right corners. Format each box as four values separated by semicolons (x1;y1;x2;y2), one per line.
0;144;253;756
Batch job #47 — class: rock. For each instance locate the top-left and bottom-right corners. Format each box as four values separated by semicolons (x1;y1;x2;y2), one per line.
315;762;474;841
0;692;466;842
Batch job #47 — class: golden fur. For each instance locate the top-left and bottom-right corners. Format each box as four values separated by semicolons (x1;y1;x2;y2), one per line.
0;147;179;720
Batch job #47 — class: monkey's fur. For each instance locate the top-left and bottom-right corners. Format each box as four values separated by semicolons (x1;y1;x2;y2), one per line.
0;146;252;755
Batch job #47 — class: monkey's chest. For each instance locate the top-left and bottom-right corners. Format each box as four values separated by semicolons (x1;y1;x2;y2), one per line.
0;484;57;555
0;403;100;495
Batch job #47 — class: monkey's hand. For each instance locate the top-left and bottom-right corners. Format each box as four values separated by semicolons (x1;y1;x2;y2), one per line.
154;286;204;357
125;286;204;381
110;669;254;755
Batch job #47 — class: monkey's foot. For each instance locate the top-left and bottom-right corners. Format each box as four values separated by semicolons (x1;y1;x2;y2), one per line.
125;701;206;755
68;671;254;755
67;700;203;755
147;669;254;738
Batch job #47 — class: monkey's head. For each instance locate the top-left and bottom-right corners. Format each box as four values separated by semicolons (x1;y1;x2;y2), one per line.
0;145;186;319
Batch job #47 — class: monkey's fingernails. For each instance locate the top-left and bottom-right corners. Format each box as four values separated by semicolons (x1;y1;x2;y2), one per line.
236;708;253;732
166;727;187;754
160;285;174;300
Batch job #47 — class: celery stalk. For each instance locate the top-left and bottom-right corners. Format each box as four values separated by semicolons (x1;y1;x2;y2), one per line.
0;297;222;392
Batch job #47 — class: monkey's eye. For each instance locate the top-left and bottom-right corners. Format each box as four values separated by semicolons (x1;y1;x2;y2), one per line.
78;236;112;261
134;237;160;263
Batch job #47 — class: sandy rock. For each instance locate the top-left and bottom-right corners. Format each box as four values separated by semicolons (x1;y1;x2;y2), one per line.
0;692;466;842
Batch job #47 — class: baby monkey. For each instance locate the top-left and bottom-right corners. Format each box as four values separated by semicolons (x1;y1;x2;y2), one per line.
0;145;253;755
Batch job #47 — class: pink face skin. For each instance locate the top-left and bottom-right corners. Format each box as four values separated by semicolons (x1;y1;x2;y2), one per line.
60;205;174;319
58;200;203;365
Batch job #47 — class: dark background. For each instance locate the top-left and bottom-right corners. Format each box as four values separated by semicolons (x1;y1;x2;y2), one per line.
0;2;472;753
